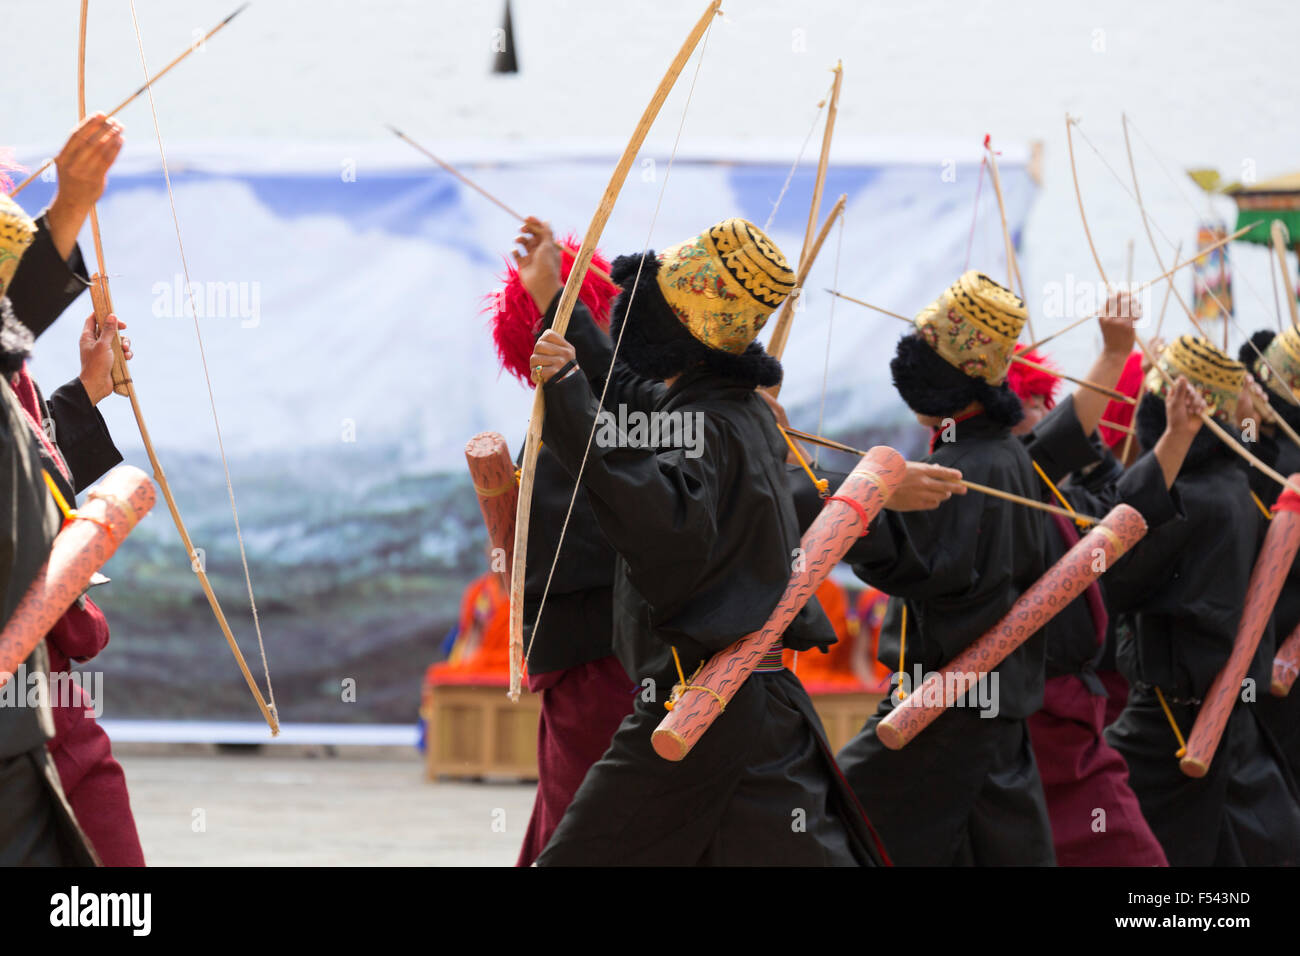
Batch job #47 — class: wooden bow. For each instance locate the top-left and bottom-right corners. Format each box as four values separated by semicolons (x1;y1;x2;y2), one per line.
1064;114;1300;498
507;0;722;701
79;0;279;734
1119;114;1300;454
765;63;842;367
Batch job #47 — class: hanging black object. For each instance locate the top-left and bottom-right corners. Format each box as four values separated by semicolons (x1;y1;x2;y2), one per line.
492;0;519;74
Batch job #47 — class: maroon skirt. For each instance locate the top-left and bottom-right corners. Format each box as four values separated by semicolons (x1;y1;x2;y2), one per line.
1027;674;1166;867
516;655;636;867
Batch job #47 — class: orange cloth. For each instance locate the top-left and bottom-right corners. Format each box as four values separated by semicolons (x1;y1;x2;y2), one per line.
427;572;513;684
855;586;893;683
784;579;866;688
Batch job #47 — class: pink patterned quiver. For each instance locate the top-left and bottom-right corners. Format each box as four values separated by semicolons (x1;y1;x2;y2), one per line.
875;502;1148;751
465;432;519;589
650;445;907;762
1183;495;1300;777
1273;623;1300;698
0;465;156;686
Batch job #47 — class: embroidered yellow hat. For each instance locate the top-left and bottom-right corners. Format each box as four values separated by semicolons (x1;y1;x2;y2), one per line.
913;271;1028;384
653;218;796;354
1256;324;1300;407
0;194;37;300
1145;334;1245;420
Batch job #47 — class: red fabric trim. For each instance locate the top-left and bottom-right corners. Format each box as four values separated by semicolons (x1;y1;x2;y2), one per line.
928;408;982;453
1275;487;1300;514
10;365;72;484
825;494;872;535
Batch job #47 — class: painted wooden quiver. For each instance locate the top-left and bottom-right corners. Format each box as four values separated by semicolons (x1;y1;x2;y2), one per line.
1183;493;1300;776
876;502;1148;751
1272;623;1300;697
650;445;907;762
0;465;156;686
465;432;519;589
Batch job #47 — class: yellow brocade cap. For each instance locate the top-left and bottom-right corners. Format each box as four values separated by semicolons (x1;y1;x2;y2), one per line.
1257;324;1300;407
1145;334;1245;420
0;194;37;300
913;271;1028;384
654;218;796;354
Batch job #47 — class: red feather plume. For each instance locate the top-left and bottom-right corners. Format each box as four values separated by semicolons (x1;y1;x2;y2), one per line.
1007;344;1061;410
484;235;619;387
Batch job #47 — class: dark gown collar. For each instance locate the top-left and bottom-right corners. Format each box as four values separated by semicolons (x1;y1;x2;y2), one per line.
929;410;1009;452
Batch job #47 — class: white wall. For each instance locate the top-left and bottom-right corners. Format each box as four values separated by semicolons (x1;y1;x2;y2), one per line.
6;0;1298;378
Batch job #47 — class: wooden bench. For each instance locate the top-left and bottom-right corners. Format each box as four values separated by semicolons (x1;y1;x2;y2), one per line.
421;680;886;781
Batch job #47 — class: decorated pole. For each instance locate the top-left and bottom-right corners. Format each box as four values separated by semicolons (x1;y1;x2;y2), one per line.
465;432;519;588
876;503;1148;751
1182;490;1300;776
0;466;156;685
651;446;906;762
509;0;722;702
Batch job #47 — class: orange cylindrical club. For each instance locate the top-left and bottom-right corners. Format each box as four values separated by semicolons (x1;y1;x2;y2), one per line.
1183;496;1300;776
651;446;907;762
876;503;1148;751
465;432;519;588
0;465;155;686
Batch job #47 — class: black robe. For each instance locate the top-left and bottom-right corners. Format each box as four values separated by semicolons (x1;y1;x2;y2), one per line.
1027;397;1179;684
834;411;1055;865
1102;416;1300;865
532;329;884;866
0;212;97;864
520;300;622;676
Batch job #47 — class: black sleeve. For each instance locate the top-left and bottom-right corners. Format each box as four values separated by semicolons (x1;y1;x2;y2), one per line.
5;213;89;340
47;379;122;494
541;293;666;412
1098;495;1193;613
1062;445;1178;531
539;369;722;622
1246;431;1282;504
1024;394;1101;483
849;494;985;599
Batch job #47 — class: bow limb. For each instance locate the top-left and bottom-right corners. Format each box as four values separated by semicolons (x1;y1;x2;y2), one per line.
79;3;279;734
507;0;722;701
78;0;131;397
798;61;843;273
1272;221;1300;328
766;192;846;368
1121;115;1300;453
984;137;1034;339
1067;113;1300;498
1065;115;1113;291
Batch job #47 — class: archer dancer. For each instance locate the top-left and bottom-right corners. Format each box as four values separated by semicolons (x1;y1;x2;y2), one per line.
490;221;637;866
1103;335;1300;866
1009;317;1202;866
1239;324;1300;778
521;217;890;865
835;271;1057;865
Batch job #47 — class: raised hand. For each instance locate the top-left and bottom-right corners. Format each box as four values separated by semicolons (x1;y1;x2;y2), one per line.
78;312;130;405
884;461;967;512
513;217;564;312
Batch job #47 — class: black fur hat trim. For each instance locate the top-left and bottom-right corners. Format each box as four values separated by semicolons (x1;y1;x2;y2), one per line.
890;333;1023;426
0;298;33;377
1239;328;1300;433
608;252;783;389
